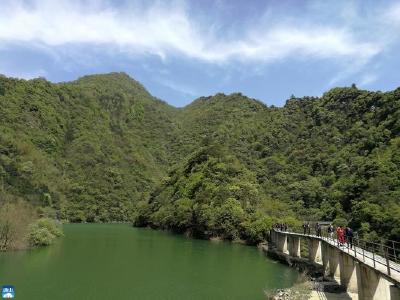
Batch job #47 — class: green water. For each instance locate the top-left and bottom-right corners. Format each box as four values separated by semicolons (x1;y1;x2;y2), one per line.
0;224;298;300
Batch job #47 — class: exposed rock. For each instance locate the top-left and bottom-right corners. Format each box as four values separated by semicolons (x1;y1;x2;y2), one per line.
263;243;348;299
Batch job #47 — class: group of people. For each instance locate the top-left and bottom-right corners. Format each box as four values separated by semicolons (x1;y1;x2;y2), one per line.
302;222;322;237
302;222;311;235
273;223;288;232
301;222;354;248
335;226;354;248
273;222;355;249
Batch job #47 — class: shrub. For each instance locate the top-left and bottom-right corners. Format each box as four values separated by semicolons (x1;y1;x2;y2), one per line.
242;215;273;245
215;198;245;240
28;226;55;246
28;218;63;247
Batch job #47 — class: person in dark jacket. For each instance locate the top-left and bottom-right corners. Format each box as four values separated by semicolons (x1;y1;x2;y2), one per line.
317;223;322;237
327;224;334;240
345;226;354;249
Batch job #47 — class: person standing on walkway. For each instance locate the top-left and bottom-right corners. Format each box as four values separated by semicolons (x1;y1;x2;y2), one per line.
307;222;311;235
327;224;334;240
336;226;343;245
339;227;345;245
303;223;307;235
345;226;354;249
317;223;322;237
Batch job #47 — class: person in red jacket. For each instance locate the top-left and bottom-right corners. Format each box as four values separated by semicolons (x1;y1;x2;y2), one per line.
340;227;345;245
336;226;344;246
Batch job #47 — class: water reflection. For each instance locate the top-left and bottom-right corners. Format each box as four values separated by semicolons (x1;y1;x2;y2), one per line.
0;224;299;300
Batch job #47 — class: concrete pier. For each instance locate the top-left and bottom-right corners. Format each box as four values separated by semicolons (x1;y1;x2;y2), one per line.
308;238;322;264
358;263;393;299
328;245;341;283
288;236;301;258
321;242;330;277
276;233;289;254
270;229;400;300
340;253;360;293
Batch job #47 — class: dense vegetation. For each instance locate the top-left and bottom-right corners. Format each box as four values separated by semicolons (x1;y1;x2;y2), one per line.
28;218;63;247
134;143;295;244
0;196;62;250
0;73;178;224
0;73;399;245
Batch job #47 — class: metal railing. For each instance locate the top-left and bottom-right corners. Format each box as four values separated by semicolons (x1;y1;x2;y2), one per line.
272;226;400;277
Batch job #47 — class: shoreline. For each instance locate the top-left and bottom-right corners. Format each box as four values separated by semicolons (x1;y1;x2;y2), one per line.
260;243;358;300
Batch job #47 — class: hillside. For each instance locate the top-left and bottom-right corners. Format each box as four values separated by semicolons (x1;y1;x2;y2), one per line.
0;73;179;222
0;73;399;242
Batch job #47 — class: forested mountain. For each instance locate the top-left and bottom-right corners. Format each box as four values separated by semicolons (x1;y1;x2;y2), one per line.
0;73;399;243
0;73;179;222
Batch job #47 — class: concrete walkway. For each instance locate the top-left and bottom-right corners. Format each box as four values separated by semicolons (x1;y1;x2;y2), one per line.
278;230;400;283
309;290;358;300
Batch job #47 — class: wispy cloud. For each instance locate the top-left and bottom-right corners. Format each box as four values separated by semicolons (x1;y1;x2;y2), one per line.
0;0;399;86
359;73;378;87
0;1;387;63
0;66;47;79
385;2;400;27
158;78;198;97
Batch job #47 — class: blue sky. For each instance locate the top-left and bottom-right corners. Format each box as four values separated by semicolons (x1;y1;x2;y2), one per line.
1;0;400;107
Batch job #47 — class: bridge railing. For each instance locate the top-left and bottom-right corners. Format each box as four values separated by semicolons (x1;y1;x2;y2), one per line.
273;227;400;276
351;237;400;276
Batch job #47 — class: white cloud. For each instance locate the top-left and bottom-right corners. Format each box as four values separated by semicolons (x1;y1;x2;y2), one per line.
359;73;378;87
0;0;387;67
0;67;47;79
158;78;198;97
385;2;400;26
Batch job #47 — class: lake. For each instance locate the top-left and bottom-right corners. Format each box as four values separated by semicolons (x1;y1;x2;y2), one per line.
0;224;298;299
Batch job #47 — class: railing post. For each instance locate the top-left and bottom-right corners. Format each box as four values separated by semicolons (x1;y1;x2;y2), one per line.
362;248;365;262
385;248;391;276
372;251;376;268
354;238;357;257
393;241;397;263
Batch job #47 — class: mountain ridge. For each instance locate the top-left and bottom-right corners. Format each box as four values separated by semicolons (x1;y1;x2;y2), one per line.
0;72;399;242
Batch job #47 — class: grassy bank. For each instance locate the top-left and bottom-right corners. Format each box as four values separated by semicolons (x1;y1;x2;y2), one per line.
0;196;63;251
